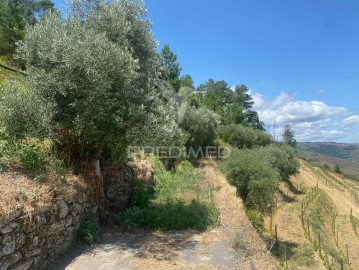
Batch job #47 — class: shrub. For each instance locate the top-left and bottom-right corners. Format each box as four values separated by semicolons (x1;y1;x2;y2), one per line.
219;124;272;149
129;179;155;209
78;216;100;244
220;148;280;212
259;144;299;181
18;143;45;173
122;200;218;231
121;158;218;231
246;208;265;232
334;164;342;174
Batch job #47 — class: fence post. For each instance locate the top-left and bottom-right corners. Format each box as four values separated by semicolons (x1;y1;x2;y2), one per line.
346;244;349;264
275;224;278;241
318;233;321;256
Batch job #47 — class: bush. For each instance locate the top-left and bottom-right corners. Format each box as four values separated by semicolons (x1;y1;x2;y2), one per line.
259;144;299;181
219;124;272;149
246;208;265;232
121;158;218;231
78;216;100;244
129;179;155;209
220;148;280;212
18;143;45;173
122;201;218;231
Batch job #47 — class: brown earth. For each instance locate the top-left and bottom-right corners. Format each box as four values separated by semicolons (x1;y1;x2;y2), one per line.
53;161;276;270
266;161;359;270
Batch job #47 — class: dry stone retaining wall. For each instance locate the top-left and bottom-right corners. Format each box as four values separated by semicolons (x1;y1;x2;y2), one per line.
0;159;153;270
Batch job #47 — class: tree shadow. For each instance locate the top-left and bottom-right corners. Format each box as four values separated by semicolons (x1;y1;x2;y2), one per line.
278;189;294;203
52;227;199;269
270;240;299;261
285;179;303;195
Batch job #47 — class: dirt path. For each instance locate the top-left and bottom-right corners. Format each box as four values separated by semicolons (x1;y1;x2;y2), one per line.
53;162;275;270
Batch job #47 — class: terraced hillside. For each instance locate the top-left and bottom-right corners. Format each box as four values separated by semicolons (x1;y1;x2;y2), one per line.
265;160;359;270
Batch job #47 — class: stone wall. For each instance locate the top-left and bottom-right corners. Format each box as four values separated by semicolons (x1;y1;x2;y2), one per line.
0;192;92;270
0;159;153;270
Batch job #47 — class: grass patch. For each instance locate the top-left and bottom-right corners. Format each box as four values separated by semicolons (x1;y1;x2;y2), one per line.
119;158;219;231
306;192;343;269
78;216;100;244
246;208;265;232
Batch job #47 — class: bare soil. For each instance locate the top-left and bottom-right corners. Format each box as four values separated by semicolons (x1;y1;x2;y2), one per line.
53;161;276;270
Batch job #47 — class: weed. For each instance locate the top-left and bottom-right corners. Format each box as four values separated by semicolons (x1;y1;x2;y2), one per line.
246;208;265;232
120;158;218;231
129;179;155;209
78;216;100;244
18;143;45;173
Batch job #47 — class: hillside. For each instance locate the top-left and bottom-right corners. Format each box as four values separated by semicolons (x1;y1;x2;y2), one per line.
297;142;359;179
265;160;359;269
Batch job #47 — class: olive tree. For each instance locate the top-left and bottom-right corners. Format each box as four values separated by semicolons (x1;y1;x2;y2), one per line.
220;148;280;212
17;0;176;165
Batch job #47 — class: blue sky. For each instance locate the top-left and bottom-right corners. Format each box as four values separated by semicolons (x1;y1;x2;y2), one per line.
54;0;359;142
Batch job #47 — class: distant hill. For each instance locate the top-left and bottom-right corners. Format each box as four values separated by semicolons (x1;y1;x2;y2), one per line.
297;142;359;179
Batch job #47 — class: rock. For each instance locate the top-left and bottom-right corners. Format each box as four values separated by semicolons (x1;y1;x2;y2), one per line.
0;226;12;234
9;223;19;229
64;216;73;228
72;203;82;215
0;261;9;270
49;222;64;234
16;233;25;248
12;259;33;270
32;248;41;256
33;236;39;246
33;256;41;267
58;200;69;219
2;240;15;255
8;251;21;265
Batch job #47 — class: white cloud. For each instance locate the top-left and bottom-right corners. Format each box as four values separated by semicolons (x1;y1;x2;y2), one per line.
252;91;357;142
342;115;359;127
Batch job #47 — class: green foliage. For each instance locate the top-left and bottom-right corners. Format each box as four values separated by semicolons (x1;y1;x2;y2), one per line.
180;74;194;89
181;106;220;152
0;0;55;55
219;124;272;149
18;142;45;173
282;124;297;147
223;103;245;125
122;201;218;231
121;159;218;231
0;84;51;140
78;216;100;244
259;144;299;181
160;44;182;92
220;148;280;212
334;164;342;174
246;208;265;232
16;0;181;166
197;79;264;129
129;179;155;209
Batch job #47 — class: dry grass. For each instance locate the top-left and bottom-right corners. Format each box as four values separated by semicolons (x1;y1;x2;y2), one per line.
267;160;359;269
0;168;87;225
201;160;276;270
